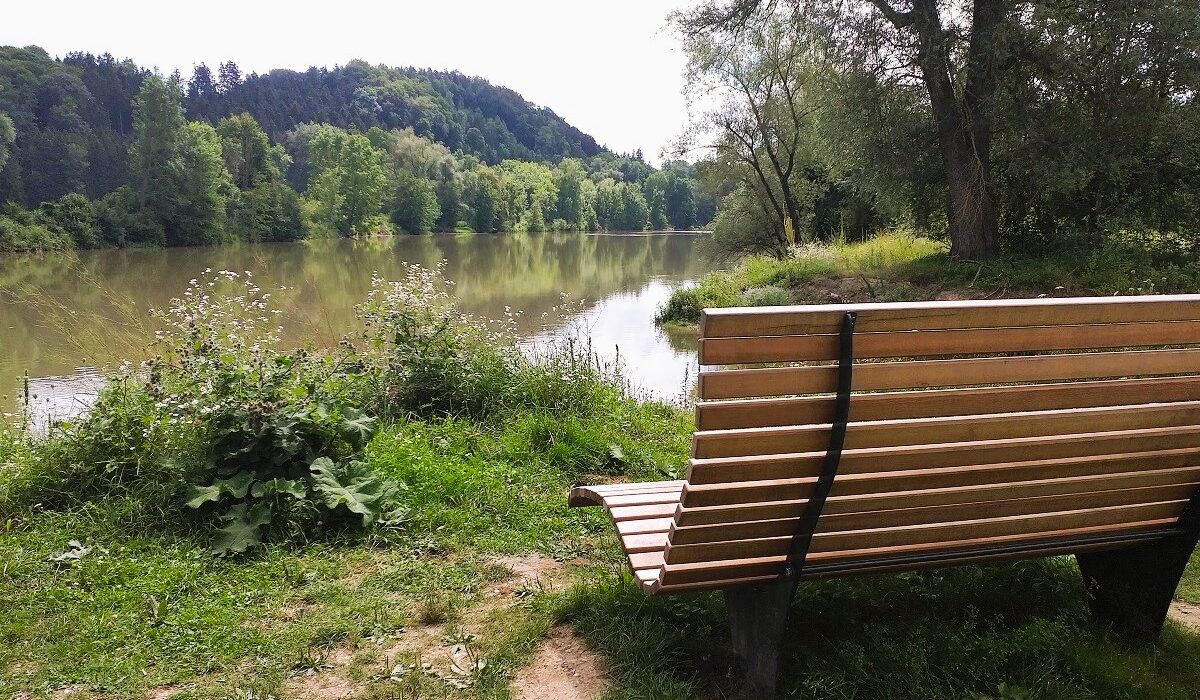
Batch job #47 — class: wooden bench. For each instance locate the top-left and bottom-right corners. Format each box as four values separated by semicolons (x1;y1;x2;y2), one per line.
569;295;1200;696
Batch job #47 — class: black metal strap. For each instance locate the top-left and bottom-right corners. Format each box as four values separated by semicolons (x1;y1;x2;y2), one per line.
782;311;857;582
1178;485;1200;539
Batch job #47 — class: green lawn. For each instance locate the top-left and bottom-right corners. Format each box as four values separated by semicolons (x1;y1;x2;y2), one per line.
3;263;1199;700
2;412;1198;700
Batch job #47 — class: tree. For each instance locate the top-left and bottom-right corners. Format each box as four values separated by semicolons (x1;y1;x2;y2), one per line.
463;164;502;232
337;133;388;234
594;178;624;230
130;75;231;245
130;74;187;242
500;160;558;232
218;61;242;93
303;126;389;235
0;114;13;173
679;15;828;251
553;158;588;229
390;170;440;233
619;183;650;230
37;192;99;247
660;162;700;229
680;0;1013;258
862;0;1007;258
172;122;231;245
644;171;669;229
217;113;282;189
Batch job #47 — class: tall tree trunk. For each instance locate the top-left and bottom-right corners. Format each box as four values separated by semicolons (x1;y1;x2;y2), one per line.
942;129;998;259
873;0;1005;259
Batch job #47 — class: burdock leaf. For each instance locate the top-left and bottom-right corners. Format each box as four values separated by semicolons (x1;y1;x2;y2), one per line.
210;502;273;556
186;483;222;509
311;458;387;526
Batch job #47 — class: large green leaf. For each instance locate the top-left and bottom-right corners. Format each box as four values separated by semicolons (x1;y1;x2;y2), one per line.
186;471;257;509
339;407;377;448
250;477;307;499
310;458;396;526
210;502;273;556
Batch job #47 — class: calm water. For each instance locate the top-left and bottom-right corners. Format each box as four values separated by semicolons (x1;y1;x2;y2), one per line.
0;233;705;422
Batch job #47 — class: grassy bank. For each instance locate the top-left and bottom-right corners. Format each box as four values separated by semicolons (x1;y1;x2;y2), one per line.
658;230;1200;325
2;265;1199;700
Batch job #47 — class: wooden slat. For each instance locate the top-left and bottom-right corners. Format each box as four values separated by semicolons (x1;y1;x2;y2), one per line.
656;531;1171;591
664;502;1185;565
696;376;1200;430
684;451;1200;509
691;401;1200;459
584;481;686;495
676;463;1200;525
658;520;1176;587
567;481;684;507
699;319;1200;365
616;517;673;536
609;503;678;521
698;348;1200;399
622;531;670;554
681;465;1200;525
688;426;1200;484
670;483;1197;545
601;490;684;507
700;295;1200;338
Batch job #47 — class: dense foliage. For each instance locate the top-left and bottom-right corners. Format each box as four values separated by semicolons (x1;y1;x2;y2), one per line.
0;46;712;250
677;1;1200;260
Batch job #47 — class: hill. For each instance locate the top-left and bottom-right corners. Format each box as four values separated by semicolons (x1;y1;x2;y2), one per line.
0;46;606;207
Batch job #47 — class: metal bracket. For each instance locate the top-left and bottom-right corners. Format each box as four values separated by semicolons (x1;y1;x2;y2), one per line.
781;310;857;583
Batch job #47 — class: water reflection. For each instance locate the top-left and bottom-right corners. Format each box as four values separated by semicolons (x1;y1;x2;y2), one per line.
0;233;703;419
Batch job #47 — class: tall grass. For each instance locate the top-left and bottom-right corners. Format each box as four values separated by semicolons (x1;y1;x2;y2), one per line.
658;228;1200;325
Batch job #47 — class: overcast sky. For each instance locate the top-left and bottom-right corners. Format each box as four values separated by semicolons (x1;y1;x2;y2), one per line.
1;0;694;163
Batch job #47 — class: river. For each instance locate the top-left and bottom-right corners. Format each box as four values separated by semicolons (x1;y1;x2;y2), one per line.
0;232;705;423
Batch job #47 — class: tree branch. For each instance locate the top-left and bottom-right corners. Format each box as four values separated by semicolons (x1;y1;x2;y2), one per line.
868;0;916;29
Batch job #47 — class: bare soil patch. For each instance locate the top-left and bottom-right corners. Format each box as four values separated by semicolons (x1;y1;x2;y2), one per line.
280;555;573;698
144;685;180;700
1170;600;1200;632
289;672;357;700
511;626;610;700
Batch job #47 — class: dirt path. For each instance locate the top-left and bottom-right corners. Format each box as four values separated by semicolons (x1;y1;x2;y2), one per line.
511;626;610;700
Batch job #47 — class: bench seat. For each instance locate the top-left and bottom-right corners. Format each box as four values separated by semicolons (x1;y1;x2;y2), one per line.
569;295;1200;697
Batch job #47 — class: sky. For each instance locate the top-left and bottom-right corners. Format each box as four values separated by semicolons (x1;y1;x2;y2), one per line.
1;0;695;164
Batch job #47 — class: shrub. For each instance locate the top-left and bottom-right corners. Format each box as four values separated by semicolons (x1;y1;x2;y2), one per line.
25;271;407;555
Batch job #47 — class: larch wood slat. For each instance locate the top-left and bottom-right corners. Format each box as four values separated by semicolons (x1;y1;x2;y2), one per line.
687;427;1200;484
675;464;1200;526
699;295;1200;338
696;376;1200;430
698;320;1200;365
691;401;1200;459
669;483;1197;545
657;519;1177;587
697;348;1200;399
683;456;1200;509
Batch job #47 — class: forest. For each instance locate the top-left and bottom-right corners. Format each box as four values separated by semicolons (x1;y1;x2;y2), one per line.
0;47;712;251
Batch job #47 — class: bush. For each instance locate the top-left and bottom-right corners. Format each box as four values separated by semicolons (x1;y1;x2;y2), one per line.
0;204;70;252
20;271;406;555
37;193;100;248
355;265;621;421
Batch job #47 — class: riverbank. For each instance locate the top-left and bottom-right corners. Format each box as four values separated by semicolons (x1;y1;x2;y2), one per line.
2;264;1199;699
656;230;1200;326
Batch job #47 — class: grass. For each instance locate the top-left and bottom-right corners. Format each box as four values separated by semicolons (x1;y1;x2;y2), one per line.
2;263;1199;699
657;229;1200;325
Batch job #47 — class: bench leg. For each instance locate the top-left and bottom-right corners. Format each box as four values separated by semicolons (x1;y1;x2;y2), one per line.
1076;532;1199;640
724;579;794;698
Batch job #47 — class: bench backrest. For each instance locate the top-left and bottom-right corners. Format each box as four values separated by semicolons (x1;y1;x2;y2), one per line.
659;295;1200;590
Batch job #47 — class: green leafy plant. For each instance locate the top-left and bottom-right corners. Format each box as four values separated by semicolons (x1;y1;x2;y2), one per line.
145;271;407;554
